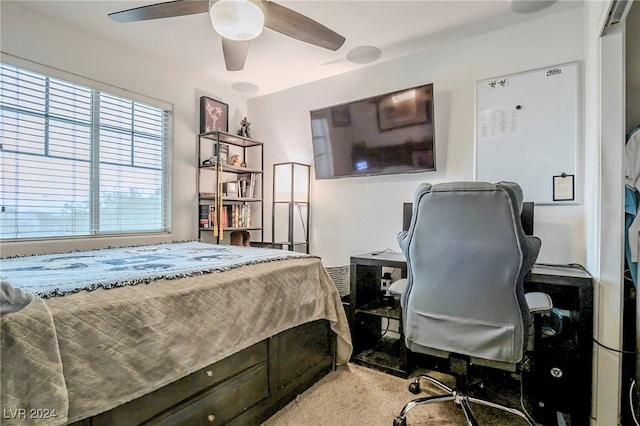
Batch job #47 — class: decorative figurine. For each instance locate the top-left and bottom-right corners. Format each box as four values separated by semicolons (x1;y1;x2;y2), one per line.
237;117;251;138
230;154;242;167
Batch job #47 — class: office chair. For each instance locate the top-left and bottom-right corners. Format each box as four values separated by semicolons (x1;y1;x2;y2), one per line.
393;182;551;426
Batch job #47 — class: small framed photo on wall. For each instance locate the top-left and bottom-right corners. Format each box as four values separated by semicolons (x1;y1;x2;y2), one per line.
553;174;575;201
200;96;228;133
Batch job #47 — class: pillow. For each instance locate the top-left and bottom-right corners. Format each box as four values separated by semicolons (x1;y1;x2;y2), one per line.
1;280;34;316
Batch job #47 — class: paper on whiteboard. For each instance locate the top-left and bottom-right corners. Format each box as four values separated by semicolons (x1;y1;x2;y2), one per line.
478;108;520;140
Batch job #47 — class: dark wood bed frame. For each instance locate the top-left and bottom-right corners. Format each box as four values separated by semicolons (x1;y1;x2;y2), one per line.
69;320;335;425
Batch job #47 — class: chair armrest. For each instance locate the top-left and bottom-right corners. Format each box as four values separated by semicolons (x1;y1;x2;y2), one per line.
525;292;553;314
389;278;407;296
523;235;541;273
526;236;541;259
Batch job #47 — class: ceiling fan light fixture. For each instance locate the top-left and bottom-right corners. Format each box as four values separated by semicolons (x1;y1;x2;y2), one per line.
210;0;264;41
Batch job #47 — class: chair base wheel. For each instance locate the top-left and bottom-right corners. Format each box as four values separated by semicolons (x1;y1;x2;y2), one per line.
393;416;407;426
408;382;421;394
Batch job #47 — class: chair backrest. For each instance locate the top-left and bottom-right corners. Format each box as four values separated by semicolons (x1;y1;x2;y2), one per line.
398;181;532;366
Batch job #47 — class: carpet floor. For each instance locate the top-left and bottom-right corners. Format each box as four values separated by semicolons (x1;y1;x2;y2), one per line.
262;363;536;426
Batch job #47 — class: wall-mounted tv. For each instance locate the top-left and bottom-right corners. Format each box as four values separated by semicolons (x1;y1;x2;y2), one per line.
309;83;435;179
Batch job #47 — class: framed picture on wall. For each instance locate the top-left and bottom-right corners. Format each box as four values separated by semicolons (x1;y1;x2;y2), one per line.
376;86;431;131
199;96;228;133
331;105;351;127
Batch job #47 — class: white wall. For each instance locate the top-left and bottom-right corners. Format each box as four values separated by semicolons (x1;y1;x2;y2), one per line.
0;2;247;257
248;8;585;268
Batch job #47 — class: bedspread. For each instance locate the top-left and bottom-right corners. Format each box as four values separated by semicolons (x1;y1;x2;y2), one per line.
0;297;68;425
1;255;352;424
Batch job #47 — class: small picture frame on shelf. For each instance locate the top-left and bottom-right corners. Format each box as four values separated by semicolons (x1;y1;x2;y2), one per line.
219;143;229;165
222;182;238;197
200;96;228;133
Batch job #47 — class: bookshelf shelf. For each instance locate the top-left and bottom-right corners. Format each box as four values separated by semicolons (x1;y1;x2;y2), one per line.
197;131;264;245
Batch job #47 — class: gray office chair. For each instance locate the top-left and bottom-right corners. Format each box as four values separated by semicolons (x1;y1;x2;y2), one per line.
393;182;551;426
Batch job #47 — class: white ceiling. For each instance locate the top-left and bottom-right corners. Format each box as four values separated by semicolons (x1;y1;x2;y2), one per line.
10;0;583;97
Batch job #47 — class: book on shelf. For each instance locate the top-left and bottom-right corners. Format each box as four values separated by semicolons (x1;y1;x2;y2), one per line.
201;205;246;230
199;205;210;228
199;192;216;198
199;205;218;229
217;204;251;228
238;173;257;198
210;206;217;230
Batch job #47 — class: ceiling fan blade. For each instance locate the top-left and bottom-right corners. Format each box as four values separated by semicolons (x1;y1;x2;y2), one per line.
108;0;209;23
222;38;250;71
261;1;345;51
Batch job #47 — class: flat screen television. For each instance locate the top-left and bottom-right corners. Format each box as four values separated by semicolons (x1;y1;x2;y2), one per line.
309;83;435;179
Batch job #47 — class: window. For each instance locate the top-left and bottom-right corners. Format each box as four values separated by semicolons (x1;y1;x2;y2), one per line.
0;63;172;240
310;117;333;179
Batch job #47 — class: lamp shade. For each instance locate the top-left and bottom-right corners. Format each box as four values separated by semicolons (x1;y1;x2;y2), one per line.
274;163;309;203
210;0;264;41
272;162;310;253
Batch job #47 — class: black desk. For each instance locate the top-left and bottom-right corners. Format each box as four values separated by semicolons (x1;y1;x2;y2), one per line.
348;252;408;376
347;252;593;424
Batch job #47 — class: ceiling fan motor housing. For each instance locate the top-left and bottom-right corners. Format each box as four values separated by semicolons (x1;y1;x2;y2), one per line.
209;0;265;41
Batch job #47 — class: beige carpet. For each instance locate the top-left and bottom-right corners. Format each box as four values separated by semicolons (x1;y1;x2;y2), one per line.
262;363;534;426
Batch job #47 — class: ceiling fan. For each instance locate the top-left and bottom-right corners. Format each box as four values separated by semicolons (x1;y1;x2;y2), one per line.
108;0;346;71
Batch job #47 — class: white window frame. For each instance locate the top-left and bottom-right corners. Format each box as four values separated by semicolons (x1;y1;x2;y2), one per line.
0;57;173;241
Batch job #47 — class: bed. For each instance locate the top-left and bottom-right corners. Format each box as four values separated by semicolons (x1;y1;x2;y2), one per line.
0;241;352;425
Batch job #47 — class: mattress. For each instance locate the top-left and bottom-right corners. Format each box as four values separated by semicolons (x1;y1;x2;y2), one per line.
0;244;352;425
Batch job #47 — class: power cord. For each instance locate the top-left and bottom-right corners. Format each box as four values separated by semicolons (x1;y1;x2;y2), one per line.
519;358;535;423
380;317;390;338
629;380;640;426
371;248;398;255
630;380;640;426
592;336;639;356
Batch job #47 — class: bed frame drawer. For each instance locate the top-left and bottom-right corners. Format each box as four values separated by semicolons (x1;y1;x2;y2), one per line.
80;321;335;426
183;341;267;396
149;362;268;425
92;341;267;425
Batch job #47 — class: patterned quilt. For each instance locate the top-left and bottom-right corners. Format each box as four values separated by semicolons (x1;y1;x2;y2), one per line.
0;241;309;298
0;244;352;425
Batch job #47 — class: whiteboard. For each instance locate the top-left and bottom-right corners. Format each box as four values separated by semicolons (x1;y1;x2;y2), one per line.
475;62;579;204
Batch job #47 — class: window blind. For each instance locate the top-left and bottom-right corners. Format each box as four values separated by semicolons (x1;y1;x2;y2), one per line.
310;118;333;179
0;63;172;240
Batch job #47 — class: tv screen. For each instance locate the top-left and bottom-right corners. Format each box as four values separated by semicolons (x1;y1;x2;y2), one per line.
310;83;435;179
